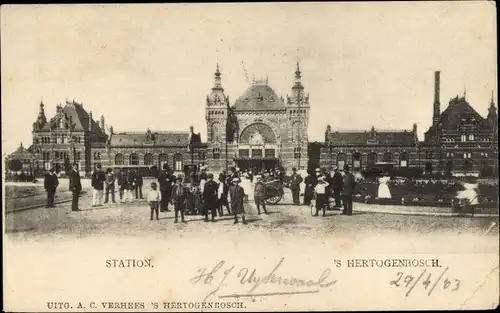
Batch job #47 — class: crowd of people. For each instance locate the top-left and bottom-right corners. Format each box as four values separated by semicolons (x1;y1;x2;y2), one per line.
45;162;359;221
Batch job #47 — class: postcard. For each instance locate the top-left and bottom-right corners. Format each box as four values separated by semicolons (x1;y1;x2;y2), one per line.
2;2;498;311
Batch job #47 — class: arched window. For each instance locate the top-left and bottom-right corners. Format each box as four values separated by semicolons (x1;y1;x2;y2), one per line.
114;153;124;165
294;147;301;159
158;153;168;169
129;153;139;165
174;153;183;171
383;152;393;162
211;123;220;142
337;153;346;170
368;152;377;165
399;152;408;168
144;153;154;165
213;147;221;159
352;153;361;170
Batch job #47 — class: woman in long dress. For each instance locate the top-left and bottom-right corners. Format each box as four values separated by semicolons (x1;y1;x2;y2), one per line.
303;171;316;206
377;176;392;199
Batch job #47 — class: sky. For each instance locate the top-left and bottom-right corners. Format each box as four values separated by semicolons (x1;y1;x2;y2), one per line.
1;2;497;155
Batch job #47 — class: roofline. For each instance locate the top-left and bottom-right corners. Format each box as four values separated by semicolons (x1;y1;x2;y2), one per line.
115;131;190;135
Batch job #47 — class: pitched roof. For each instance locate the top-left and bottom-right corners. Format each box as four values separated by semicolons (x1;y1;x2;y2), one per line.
39;101;107;142
109;131;198;147
425;96;490;135
327;129;417;146
233;83;286;111
8;143;35;159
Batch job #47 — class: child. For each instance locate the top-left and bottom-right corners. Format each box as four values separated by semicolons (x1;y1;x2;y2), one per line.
253;175;268;214
191;183;202;215
147;182;161;220
314;176;330;217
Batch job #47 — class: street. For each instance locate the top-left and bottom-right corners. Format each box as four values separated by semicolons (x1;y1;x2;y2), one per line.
5;187;499;242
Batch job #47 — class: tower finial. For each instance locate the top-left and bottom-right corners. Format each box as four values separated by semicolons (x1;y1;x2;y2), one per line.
212;62;223;91
490;90;495;105
463;85;467;99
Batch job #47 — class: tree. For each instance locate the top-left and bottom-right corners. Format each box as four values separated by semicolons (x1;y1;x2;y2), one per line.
8;159;23;172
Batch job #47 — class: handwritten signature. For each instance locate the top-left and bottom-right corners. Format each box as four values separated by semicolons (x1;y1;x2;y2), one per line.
190;257;337;301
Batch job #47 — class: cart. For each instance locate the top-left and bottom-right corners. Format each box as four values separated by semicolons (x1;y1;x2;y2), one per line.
264;179;284;205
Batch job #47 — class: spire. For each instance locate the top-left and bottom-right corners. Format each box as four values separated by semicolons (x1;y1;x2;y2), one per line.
212;63;223;91
463;85;467;99
292;56;303;90
37;100;47;125
490;90;495;107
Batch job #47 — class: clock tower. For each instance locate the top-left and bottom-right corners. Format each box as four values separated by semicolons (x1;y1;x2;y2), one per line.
205;63;230;171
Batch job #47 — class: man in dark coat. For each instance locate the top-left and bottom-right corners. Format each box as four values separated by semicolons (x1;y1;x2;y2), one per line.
116;170;125;202
202;173;219;222
332;167;344;208
253;175;268;214
229;177;246;224
91;164;106;207
135;171;144;199
69;163;82;211
170;176;188;223
342;165;356;216
104;168;116;204
44;168;59;208
158;165;173;212
289;167;303;205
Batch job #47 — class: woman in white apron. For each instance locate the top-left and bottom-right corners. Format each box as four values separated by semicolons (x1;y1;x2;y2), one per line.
377;176;392;199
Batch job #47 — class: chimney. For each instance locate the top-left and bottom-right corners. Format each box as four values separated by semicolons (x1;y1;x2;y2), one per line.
89;111;93;131
100;115;105;133
433;71;441;125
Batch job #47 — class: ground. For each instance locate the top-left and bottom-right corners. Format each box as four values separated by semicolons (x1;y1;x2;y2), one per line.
4;185;499;311
5;186;499;240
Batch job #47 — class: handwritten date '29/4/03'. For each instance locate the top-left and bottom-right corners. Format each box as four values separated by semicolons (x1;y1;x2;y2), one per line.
190;258;337;301
390;266;460;297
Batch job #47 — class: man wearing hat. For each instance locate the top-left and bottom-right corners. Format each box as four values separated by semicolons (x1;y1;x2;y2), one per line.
332;166;344;208
202;173;219;222
158;163;173;212
170;176;188;223
342;165;356;215
44;167;59;208
91;164;106;207
253;175;268;214
69;163;82;211
229;177;246;224
290;167;303;205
